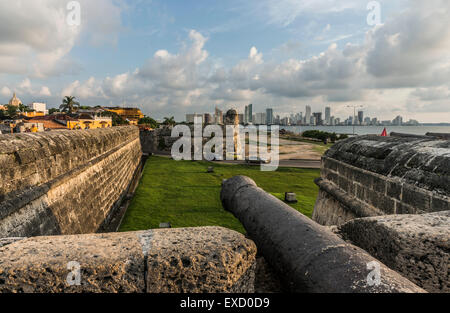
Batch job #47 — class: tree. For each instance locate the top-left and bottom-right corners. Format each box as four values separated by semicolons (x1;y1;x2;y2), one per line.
138;116;158;129
6;104;18;118
163;116;176;126
60;96;80;114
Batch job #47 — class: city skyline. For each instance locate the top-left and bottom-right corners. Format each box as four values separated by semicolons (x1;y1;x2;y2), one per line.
0;1;449;123
185;104;423;126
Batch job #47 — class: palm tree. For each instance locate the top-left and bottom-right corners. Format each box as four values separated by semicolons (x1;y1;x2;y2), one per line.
60;96;80;115
163;116;176;126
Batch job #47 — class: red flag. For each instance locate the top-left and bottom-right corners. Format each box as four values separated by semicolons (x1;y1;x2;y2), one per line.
381;128;387;137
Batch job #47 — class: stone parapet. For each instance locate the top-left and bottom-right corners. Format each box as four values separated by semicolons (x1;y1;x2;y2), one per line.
0;227;256;293
313;135;450;226
0;126;142;237
338;211;449;293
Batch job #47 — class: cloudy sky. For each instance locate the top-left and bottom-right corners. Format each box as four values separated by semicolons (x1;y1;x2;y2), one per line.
0;0;449;122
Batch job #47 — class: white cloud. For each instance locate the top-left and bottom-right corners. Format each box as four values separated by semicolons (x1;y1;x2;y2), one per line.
254;0;361;27
57;0;450;122
39;86;52;97
0;86;12;97
0;0;124;78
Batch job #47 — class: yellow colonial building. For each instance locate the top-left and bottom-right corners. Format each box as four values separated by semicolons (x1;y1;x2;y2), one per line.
105;107;144;124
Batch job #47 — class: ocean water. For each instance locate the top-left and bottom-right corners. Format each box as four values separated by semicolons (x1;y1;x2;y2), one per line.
279;125;450;136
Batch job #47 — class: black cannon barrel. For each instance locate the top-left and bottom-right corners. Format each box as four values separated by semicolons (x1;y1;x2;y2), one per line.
221;176;425;293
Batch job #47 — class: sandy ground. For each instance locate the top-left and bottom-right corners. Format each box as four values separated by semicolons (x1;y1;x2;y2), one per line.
278;139;322;160
247;138;322;160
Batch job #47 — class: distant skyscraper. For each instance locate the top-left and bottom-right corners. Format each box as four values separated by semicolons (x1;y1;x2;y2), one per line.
305;105;311;125
313;112;323;126
244;106;249;124
325;107;331;125
393;115;403;126
266;108;274;125
238;114;244;125
255;113;266;125
204;113;213;124
214;107;223;124
358;111;364;125
244;104;253;124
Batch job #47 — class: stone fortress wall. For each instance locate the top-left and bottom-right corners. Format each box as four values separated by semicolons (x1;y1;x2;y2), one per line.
0;126;142;238
312;134;449;292
0;227;256;293
0;129;448;293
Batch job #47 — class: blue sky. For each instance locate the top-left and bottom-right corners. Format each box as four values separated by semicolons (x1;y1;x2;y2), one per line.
0;0;449;122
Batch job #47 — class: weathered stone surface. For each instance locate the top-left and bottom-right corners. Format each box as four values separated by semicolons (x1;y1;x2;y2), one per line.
338;211;450;293
222;176;425;293
313;135;450;225
314;177;383;226
0;126;142;237
313;189;360;226
0;227;257;293
324;135;450;195
142;227;257;293
0;237;26;248
0;232;145;293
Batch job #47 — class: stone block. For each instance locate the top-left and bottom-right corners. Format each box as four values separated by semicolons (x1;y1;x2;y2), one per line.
395;201;417;214
431;196;450;213
371;175;386;194
143;227;257;293
338;211;450;293
387;180;402;200
0;232;146;293
403;185;431;212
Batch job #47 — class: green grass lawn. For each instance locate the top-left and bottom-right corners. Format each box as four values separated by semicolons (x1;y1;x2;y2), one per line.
119;156;320;234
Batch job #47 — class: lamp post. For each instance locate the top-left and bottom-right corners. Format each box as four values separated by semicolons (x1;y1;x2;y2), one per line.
347;105;363;136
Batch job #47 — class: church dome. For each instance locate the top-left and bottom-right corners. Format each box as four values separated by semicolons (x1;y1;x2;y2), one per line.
9;93;22;107
224;109;239;125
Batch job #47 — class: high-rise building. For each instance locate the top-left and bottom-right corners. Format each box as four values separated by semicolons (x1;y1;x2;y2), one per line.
204;113;213;125
393;115;403;126
325;107;331;125
330;116;336;126
266;108;274;125
305;105;311;125
273;115;280;125
313;112;323;126
214;107;223;124
255;113;266;125
358;111;364;125
244;104;253;124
